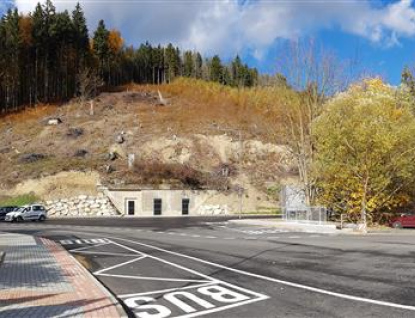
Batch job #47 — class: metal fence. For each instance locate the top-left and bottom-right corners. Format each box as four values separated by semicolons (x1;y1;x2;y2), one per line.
282;207;328;224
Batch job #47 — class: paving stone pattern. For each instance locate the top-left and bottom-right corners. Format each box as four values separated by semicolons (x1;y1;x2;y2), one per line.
0;233;124;318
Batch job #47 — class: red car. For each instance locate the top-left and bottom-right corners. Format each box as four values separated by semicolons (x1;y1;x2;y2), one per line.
389;212;415;228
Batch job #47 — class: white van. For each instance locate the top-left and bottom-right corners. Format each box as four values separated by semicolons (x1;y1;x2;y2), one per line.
5;204;47;222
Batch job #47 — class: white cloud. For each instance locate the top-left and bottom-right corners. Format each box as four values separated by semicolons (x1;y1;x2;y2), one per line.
13;0;415;59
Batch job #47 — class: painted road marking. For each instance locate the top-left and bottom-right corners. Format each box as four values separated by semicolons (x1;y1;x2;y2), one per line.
229;228;288;235
59;238;109;245
98;273;211;283
69;241;110;253
100;239;268;318
119;282;216;299
94;256;146;275
62;235;268;317
107;235;415;312
123;281;268;318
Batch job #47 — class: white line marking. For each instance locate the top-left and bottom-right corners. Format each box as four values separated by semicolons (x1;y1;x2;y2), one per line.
107;236;415;312
103;240;270;318
72;251;139;257
191;235;200;238
173;281;269;318
108;240;220;284
59;240;72;245
288;236;301;239
204;236;216;239
118;282;215;298
93;256;146;275
69;242;110;252
97;273;211;283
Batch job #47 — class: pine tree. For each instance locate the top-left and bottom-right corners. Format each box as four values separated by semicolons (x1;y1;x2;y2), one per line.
93;19;109;78
72;2;89;67
210;55;223;83
194;52;203;79
183;51;194;77
0;0;259;114
3;9;20;109
231;55;243;87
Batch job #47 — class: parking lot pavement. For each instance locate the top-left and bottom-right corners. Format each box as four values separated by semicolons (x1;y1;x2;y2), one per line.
1;220;330;243
0;232;126;318
2;219;415;318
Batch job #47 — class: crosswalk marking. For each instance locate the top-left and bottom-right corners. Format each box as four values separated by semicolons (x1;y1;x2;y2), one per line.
60;238;109;245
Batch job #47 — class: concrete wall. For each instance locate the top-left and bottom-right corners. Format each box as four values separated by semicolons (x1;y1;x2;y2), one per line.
105;189;228;216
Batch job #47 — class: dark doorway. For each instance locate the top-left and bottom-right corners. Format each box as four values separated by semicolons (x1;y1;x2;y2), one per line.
154;199;162;215
182;198;190;215
127;200;135;215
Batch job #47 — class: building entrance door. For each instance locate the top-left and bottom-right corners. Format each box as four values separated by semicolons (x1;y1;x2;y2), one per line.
154;199;162;215
182;199;190;215
127;200;135;215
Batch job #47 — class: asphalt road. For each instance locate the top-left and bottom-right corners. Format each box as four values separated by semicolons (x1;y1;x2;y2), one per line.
1;217;415;318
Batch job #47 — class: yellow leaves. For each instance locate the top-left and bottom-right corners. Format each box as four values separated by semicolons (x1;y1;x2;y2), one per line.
349;77;389;95
19;15;33;47
314;78;415;221
108;29;124;55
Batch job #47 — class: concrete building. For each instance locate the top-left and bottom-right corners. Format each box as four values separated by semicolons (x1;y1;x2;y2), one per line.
102;186;228;216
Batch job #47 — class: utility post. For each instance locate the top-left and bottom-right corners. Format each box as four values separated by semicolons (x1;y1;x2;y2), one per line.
238;129;243;219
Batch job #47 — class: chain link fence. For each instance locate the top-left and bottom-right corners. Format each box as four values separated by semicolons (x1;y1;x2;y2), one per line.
282;207;328;224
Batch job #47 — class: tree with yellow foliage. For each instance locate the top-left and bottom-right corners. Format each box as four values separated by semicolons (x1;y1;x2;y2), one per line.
313;78;415;231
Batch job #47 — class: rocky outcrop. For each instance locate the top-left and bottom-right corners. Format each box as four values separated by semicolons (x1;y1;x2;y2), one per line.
45;194;119;217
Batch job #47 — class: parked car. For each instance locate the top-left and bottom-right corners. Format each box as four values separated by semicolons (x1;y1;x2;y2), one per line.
389;212;415;228
0;206;18;221
5;204;47;222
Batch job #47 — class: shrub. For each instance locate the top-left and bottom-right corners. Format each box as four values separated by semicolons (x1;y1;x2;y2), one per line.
0;193;40;207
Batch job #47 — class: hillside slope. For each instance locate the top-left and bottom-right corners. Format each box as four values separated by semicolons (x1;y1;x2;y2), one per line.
0;79;296;211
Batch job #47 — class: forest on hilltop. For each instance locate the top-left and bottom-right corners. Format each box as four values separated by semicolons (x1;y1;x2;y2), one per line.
0;0;258;114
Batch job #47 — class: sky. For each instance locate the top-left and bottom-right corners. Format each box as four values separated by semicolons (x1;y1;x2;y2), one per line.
3;0;415;84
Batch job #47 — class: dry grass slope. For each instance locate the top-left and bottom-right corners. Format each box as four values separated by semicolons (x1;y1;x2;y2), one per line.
0;78;296;202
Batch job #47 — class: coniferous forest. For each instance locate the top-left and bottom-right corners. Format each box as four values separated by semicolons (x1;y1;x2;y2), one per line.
0;0;258;114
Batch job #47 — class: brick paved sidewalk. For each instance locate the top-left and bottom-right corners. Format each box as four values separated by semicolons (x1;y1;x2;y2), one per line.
0;232;127;318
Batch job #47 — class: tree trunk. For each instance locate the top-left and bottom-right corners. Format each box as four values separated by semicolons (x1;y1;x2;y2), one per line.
360;177;369;233
90;100;94;116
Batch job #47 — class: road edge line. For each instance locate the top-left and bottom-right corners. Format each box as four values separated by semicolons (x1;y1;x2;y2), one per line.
108;235;415;312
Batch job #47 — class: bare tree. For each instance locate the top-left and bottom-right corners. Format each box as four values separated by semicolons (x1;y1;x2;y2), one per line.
77;68;104;115
273;39;359;205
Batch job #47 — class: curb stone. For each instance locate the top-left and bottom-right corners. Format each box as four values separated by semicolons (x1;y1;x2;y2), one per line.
46;238;129;318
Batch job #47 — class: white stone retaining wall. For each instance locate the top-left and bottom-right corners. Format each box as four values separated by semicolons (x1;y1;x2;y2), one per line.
45;194;119;217
198;205;228;215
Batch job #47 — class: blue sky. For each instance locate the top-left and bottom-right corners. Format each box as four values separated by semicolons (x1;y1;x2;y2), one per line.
5;0;415;85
